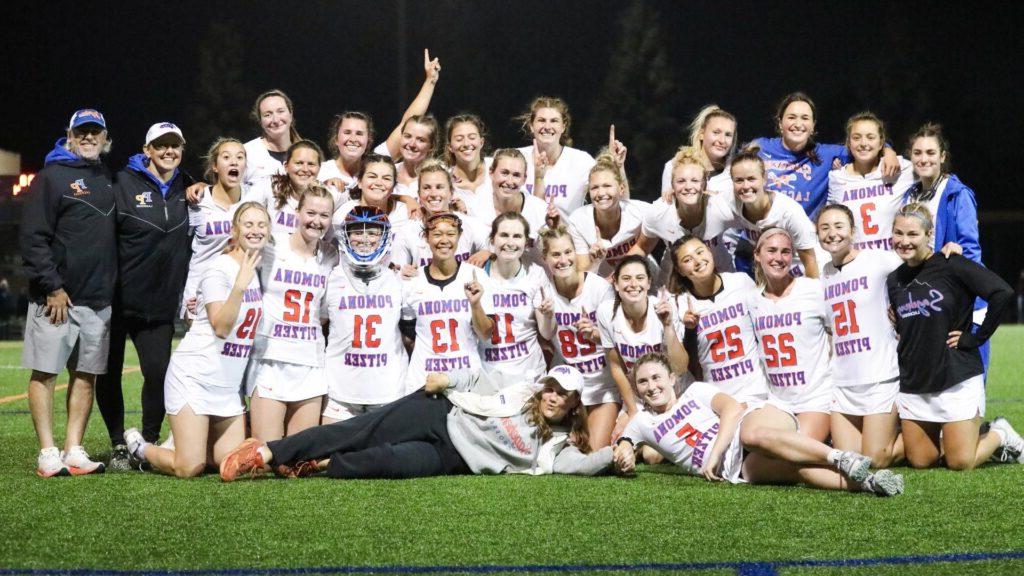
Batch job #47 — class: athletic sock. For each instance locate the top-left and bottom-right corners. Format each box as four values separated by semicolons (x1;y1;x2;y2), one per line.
826;449;843;466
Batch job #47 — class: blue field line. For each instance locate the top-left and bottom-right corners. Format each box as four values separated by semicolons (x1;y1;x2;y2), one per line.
2;550;1023;576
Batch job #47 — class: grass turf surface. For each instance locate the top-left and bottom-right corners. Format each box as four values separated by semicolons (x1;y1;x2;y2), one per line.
0;329;1021;575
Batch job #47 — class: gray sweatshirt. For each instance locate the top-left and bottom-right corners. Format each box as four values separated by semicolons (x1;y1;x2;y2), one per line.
443;370;613;476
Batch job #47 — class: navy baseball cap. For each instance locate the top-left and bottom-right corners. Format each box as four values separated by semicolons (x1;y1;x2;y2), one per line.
68;109;107;130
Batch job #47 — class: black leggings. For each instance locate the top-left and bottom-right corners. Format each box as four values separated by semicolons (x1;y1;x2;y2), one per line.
95;315;174;445
266;391;469;479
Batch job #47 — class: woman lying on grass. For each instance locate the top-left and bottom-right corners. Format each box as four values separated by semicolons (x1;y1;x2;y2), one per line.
219;365;616;480
612;353;904;496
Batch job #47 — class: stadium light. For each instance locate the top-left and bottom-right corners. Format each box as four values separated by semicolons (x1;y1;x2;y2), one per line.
12;172;34;196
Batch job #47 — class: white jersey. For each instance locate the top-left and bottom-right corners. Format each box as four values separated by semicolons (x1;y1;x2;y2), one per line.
476;263;549;387
391;211;488;268
598;297;671;374
622;381;744;483
827;157;915;251
548;273;615;401
333;199;410;240
254;240;339;366
324;263;409;404
568;199;654;277
243;137;284;189
821;249;902;387
519;145;596;215
714;191;818;250
451;158;494;207
245;180;343;242
182;188;244;316
402;263;486;391
748;277;832;408
317;160;358;199
170;254;263;388
660;159;733;196
674;273;768;401
642;197;736;280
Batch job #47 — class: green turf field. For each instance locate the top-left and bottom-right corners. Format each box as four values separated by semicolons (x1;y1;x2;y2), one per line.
0;329;1022;575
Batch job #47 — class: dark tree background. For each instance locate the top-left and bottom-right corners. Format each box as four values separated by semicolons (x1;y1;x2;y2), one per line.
2;0;1022;286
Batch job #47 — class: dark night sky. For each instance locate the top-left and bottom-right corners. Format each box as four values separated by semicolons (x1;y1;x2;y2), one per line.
3;2;1022;215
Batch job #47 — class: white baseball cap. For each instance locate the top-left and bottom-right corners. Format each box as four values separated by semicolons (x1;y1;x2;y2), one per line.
145;122;184;146
538;365;584;393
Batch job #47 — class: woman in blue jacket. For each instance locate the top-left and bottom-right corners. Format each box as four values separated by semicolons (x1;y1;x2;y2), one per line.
903;122;989;374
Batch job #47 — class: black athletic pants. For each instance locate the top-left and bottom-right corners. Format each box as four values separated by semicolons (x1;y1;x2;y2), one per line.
95;314;174;445
267;391;469;479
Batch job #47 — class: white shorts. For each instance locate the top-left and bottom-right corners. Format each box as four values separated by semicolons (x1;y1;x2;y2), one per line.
769;382;832;415
22;302;111;375
322;397;387;421
247;359;327;402
831;378;899;416
164;364;245;417
898;375;985;423
722;400;776;484
582;383;621;407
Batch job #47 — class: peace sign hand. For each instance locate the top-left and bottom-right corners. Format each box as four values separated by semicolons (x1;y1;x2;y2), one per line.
682;295;700;330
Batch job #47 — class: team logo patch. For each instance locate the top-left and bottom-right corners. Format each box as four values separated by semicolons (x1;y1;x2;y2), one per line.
70;179;90;196
136;191;153;207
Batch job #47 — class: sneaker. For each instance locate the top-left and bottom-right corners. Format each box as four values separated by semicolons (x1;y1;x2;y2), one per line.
159;432;174;451
863;469;904;497
108;444;132;472
989;417;1024;463
62;446;106;475
37;447;70;478
124;428;146;458
836;451;872;483
274;460;320;479
219;438;266;482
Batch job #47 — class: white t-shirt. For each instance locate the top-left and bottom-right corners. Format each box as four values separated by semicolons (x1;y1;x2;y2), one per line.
714;191;818;250
171;254;263;387
253;240;339;366
402;263;487;391
598;297;671;374
476;263;549;387
519;145;595;216
547;273;615;399
391;211;488;268
748;277;832;407
821;249;902;387
827;157;915;251
323;262;409;404
182;188;244;313
243;137;285;190
673;272;768;401
622;381;744;483
317;160;357;199
568;199;654;277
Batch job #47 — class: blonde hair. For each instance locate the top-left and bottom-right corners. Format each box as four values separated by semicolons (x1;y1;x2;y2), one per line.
523;387;590;453
683;104;737;166
895;202;934;234
539;224;573;256
225;201;271;253
490;148;528;173
753;227;793;288
416;159;454;190
587;152;626;197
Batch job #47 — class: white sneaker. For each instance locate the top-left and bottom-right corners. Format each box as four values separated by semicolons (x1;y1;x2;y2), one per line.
862;469;905;497
990;417;1024;463
62;446;106;475
836;451;872;483
37;447;69;478
124;428;147;461
159;432;174;451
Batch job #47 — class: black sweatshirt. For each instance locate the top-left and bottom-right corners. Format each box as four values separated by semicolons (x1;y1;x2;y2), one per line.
19;141;116;308
112;155;192;323
886;253;1013;394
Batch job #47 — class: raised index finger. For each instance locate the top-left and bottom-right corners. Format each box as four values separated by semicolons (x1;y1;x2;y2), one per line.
609;124;616;146
687;295;695;312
